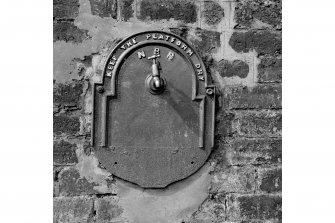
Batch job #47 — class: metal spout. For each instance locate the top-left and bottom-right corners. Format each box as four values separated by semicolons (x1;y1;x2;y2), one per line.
151;60;162;89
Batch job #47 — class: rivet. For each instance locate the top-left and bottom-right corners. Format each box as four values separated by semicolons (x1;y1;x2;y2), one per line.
206;88;214;95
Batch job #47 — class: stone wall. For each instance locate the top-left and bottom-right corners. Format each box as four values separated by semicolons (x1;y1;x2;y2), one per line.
53;0;282;222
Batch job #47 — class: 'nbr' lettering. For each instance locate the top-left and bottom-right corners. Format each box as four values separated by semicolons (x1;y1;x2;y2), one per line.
138;50;146;59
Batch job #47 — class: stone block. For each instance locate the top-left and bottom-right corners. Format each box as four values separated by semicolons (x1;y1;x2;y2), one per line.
236;194;282;221
94;197;124;223
53;140;78;165
202;1;224;25
229;30;281;57
53;197;94;223
120;0;134;21
53;115;80;135
211;166;257;194
223;84;282;109
234;0;282;29
258;57;282;83
89;0;118;18
188;28;221;57
53;0;80;19
226;138;282;165
258;167;282;193
233;110;282;137
53;22;90;43
139;0;197;23
217;59;249;78
53;81;84;106
58;167;97;196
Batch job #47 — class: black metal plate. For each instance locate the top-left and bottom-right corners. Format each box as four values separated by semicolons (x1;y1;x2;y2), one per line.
92;31;215;188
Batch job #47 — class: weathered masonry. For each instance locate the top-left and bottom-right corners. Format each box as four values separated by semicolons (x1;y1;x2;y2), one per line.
53;0;282;223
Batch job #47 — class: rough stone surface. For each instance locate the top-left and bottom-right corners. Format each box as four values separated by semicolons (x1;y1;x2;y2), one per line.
53;0;80;19
139;0;197;23
258;57;282;83
169;26;190;40
53;81;84;108
53;22;90;43
211;166;257;194
58;167;97;196
258;168;282;193
202;1;224;25
53;0;281;221
54;115;80;135
120;0;134;21
226;138;282;165
89;0;118;18
229;30;281;57
54;167;62;196
95;197;124;223
217;59;249;78
233;110;282;137
215;111;236;138
235;0;282;29
53;197;94;223
188;29;221;57
235;195;282;221
223;84;282;109
53;140;78;165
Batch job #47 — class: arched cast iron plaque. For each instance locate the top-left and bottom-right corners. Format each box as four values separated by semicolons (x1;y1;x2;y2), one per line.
92;31;216;188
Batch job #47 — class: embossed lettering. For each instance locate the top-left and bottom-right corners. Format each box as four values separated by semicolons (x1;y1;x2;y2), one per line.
165;35;170;41
186;49;193;56
153;34;157;39
137;50;146;59
106;70;112;77
170;37;175;43
158;34;164;40
195;64;201;69
198;76;205;81
132;38;137;44
154;48;160;55
176;41;181;46
181;44;187;51
109;60;116;66
167;51;174;60
146;34;151;40
126;41;133;47
197;69;203;75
